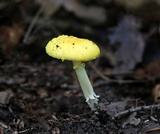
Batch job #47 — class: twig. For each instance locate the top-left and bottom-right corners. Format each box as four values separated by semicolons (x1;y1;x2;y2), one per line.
88;62;110;81
19;128;33;134
89;62;145;84
146;127;160;133
113;104;160;119
23;5;43;43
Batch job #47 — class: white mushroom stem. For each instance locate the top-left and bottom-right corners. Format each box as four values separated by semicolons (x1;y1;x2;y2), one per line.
73;61;99;110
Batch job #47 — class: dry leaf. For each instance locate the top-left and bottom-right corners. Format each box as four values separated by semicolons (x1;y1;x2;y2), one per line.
39;0;106;24
105;100;129;116
63;0;106;23
0;21;24;57
109;16;145;71
152;84;160;102
122;112;140;128
136;60;160;80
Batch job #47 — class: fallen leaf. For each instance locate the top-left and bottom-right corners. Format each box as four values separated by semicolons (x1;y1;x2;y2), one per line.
109;16;145;72
0;21;24;57
63;0;106;24
135;60;160;80
122;112;140;128
152;84;160;102
40;0;106;24
104;100;129;117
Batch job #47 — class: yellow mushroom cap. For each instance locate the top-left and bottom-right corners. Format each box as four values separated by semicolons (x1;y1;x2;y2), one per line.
45;35;100;62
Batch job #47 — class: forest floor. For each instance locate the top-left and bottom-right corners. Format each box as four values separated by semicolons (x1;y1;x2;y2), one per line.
0;0;160;134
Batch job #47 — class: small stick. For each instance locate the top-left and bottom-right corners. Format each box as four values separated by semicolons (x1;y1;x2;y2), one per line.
89;62;146;84
113;104;160;119
23;5;43;43
19;128;33;134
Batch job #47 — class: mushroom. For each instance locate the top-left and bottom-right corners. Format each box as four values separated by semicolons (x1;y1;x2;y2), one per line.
45;35;100;110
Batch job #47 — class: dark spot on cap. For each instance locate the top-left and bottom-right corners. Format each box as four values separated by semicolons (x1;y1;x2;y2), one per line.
56;45;59;48
72;43;75;45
